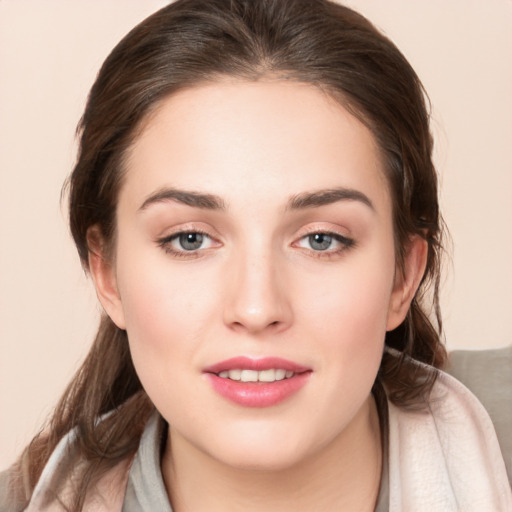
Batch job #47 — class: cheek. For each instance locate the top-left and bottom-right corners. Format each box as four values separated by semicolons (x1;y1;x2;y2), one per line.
294;244;395;386
299;252;395;343
113;246;219;386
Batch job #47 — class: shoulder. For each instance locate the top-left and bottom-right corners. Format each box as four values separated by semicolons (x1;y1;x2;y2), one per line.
386;364;512;509
445;346;512;484
16;427;131;512
446;346;512;408
0;466;24;512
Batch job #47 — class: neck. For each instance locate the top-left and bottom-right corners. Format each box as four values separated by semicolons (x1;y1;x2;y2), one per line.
162;395;383;512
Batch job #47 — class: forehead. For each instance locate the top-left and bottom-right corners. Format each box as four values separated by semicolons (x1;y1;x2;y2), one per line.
121;79;390;214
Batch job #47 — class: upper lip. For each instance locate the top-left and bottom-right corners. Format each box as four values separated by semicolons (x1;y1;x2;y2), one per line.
203;356;311;374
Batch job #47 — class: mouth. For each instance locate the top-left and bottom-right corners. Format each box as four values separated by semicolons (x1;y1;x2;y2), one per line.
216;368;296;382
203;357;312;407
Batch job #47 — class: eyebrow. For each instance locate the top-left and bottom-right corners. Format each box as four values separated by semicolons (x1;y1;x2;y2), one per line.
138;186;374;213
138;187;226;211
287;187;374;211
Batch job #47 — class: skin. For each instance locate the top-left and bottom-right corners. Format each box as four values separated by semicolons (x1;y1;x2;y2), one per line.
89;80;427;511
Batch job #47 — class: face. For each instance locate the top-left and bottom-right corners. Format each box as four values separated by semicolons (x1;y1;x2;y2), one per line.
92;80;418;471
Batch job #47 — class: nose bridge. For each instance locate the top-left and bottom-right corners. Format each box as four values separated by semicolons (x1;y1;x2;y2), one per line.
224;236;292;333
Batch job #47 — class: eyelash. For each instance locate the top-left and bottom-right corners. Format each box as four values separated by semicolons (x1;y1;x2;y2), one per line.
293;230;355;259
156;229;355;259
157;229;216;259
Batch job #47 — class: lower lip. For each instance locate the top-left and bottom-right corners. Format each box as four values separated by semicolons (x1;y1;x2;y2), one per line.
205;372;311;407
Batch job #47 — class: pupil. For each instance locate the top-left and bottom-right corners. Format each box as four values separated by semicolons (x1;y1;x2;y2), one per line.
179;233;203;250
309;233;332;251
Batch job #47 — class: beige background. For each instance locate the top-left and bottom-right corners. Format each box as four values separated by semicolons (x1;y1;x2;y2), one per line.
1;0;511;470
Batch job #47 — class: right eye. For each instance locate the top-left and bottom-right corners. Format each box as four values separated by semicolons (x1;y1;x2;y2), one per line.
174;232;208;251
158;231;218;257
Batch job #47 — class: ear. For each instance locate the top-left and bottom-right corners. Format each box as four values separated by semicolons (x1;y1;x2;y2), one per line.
87;225;126;330
386;235;428;331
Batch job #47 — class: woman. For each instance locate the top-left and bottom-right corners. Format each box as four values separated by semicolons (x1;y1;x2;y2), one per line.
1;0;510;510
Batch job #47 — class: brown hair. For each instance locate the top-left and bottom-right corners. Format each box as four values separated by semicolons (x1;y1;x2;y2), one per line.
11;0;446;509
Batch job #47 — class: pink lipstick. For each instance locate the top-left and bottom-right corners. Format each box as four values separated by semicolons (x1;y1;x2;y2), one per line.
203;357;312;407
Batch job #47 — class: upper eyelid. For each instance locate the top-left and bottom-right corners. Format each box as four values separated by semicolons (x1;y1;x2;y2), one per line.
293;224;352;239
299;227;346;236
160;227;211;239
156;223;221;241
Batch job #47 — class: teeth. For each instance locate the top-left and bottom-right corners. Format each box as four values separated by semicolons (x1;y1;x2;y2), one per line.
217;369;295;382
240;369;258;382
275;369;286;380
227;369;241;381
259;369;275;382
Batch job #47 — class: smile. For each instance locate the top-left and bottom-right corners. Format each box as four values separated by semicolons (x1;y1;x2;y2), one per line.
204;357;312;407
217;369;295;382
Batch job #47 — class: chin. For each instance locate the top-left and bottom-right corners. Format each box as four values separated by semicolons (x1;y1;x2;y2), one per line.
212;442;307;472
199;422;328;473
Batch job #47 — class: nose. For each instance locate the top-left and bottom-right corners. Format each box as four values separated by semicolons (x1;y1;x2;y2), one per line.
223;246;293;335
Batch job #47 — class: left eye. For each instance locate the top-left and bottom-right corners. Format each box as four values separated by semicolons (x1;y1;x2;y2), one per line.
297;232;353;252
